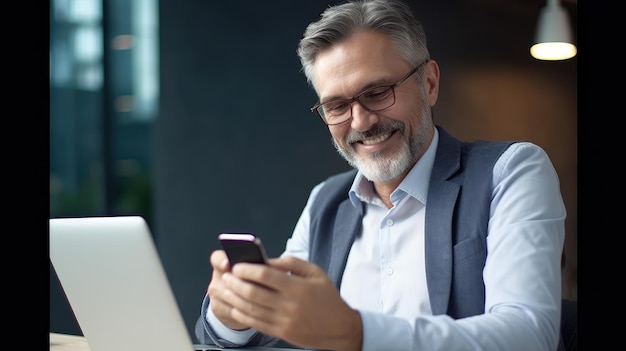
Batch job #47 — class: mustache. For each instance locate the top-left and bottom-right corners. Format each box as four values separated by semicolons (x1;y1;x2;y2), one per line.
345;120;405;144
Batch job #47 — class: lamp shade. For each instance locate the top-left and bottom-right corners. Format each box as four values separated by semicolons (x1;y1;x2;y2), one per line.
530;1;577;61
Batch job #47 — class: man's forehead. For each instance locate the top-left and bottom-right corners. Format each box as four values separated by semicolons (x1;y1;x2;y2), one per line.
312;31;407;98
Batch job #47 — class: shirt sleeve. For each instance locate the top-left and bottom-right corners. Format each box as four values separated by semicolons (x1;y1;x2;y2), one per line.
198;293;258;347
282;180;327;260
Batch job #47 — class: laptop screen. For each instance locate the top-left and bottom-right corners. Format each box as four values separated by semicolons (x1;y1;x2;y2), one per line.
49;216;197;351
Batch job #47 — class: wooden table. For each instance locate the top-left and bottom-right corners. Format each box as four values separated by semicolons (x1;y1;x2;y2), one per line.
50;333;90;351
49;332;303;350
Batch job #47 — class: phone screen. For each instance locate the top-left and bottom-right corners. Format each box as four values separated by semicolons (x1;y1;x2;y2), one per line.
218;233;268;265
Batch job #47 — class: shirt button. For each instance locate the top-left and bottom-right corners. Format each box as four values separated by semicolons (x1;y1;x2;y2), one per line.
386;219;394;226
386;267;393;275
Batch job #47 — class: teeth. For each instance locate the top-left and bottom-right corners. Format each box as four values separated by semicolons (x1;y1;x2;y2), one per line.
361;132;392;145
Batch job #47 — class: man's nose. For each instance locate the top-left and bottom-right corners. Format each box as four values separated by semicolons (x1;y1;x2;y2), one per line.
350;102;379;131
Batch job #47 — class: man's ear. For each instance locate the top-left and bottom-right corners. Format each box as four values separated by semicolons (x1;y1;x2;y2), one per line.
423;59;440;107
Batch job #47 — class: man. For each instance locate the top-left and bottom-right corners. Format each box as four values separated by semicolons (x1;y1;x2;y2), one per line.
196;0;566;350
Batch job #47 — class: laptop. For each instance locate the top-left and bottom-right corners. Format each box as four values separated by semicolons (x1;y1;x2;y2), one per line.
49;216;302;351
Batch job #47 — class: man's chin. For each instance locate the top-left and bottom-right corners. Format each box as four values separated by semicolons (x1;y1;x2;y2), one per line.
350;159;390;181
336;147;397;176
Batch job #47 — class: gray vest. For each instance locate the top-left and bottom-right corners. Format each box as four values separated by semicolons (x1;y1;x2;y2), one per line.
308;126;514;319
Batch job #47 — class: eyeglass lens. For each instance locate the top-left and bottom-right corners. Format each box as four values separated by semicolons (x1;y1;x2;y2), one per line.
318;86;395;125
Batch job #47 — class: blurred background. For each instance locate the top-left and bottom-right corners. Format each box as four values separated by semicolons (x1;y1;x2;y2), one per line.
50;0;577;344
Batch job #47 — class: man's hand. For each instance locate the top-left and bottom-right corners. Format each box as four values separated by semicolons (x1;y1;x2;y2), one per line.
221;255;363;351
206;249;252;331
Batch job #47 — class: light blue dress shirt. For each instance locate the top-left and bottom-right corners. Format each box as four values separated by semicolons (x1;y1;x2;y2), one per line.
207;129;566;350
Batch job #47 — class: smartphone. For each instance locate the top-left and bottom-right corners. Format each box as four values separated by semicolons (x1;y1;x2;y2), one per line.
218;233;268;265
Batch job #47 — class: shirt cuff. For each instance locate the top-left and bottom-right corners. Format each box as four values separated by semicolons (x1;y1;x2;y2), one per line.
206;301;257;344
359;309;414;351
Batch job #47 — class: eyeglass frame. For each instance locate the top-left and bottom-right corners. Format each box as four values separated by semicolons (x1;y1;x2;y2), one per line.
310;58;430;126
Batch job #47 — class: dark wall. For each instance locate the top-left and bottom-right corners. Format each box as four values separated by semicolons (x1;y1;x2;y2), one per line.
50;0;578;342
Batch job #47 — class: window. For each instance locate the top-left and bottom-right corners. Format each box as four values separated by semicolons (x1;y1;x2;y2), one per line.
50;0;158;224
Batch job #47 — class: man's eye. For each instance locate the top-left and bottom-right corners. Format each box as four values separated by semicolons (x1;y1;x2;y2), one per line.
362;86;392;101
324;102;349;114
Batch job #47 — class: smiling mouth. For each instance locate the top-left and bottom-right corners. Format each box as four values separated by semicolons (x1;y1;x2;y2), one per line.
358;131;395;145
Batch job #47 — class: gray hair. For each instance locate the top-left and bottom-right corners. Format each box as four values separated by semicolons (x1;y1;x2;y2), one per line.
297;0;430;89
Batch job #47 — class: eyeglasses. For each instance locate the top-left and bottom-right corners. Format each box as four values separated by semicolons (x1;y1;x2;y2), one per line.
310;59;429;126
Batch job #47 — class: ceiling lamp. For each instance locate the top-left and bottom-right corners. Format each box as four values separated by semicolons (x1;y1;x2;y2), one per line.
530;0;577;61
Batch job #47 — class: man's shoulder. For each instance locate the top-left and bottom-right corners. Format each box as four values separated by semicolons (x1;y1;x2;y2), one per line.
461;139;517;155
324;168;357;185
435;127;517;174
317;169;357;198
309;169;357;214
437;125;518;152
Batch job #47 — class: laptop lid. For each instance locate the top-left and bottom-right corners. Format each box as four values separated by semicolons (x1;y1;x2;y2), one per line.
49;216;198;351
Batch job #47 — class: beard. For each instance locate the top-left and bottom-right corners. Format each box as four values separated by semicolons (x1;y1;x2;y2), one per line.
332;105;433;183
